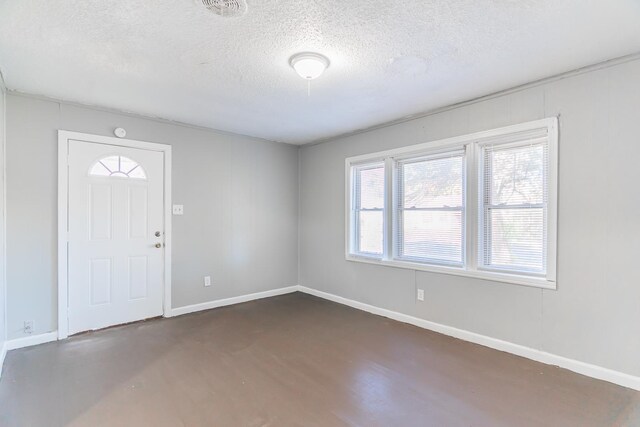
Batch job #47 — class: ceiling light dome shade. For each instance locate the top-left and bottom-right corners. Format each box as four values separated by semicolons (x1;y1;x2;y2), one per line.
289;52;330;80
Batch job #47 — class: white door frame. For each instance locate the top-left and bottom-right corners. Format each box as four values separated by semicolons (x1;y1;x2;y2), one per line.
57;130;172;339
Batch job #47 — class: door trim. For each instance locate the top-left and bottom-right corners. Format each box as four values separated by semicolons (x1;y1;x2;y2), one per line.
57;130;172;339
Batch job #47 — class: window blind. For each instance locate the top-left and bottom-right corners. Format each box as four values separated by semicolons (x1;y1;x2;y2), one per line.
395;150;465;265
481;140;548;273
352;163;385;256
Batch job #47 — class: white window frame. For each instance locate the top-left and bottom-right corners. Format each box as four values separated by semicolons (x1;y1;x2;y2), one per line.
345;118;558;290
349;161;386;259
394;149;467;268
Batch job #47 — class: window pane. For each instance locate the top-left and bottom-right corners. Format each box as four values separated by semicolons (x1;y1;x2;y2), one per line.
358;211;383;254
89;162;111;176
359;167;384;209
401;210;462;264
89;156;147;180
402;156;463;209
352;163;385;257
488;145;544;205
487;208;544;271
120;156;139;174
100;156;119;173
128;166;146;179
482;141;548;274
396;152;465;265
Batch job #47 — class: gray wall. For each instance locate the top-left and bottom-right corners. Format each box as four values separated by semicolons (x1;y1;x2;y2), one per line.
299;58;640;377
0;80;5;349
5;94;299;340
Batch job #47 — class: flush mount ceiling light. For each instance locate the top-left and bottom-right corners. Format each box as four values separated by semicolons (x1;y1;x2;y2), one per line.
289;52;330;80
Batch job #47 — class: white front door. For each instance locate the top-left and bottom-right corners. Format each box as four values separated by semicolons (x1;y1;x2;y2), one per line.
67;139;165;335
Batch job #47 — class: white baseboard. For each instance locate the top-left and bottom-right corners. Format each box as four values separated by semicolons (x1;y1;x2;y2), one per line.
298;286;640;391
5;331;58;351
168;286;299;317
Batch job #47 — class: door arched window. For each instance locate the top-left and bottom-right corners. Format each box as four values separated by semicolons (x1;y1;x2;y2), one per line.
89;156;147;179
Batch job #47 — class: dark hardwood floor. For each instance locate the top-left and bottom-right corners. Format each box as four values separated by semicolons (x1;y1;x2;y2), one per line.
1;292;638;426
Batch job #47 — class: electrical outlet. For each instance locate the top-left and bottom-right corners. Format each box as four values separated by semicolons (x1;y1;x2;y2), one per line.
417;289;425;302
24;320;34;334
172;205;184;215
204;276;211;287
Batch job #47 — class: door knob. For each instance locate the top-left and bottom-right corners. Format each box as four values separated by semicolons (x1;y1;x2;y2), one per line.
155;243;162;248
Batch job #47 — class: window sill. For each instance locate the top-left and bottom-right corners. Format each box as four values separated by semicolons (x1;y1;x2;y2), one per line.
345;255;557;290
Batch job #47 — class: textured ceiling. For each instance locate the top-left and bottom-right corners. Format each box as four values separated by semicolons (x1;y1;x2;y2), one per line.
0;1;639;144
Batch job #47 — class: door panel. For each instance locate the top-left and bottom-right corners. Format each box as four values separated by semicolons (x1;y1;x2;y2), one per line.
128;187;148;239
89;184;112;240
68;140;164;335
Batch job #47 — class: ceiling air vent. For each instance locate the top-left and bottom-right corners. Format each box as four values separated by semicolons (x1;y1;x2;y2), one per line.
199;0;247;17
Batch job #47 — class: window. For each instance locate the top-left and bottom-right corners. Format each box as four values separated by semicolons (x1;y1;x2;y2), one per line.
350;162;385;257
396;151;465;266
89;156;147;179
480;141;548;275
346;118;558;289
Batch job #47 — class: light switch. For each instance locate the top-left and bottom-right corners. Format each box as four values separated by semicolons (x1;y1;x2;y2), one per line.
172;205;184;215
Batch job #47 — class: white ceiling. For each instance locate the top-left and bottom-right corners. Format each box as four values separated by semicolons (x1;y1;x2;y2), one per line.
0;1;639;144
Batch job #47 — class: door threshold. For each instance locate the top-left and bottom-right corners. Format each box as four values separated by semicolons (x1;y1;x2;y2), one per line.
69;316;164;337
